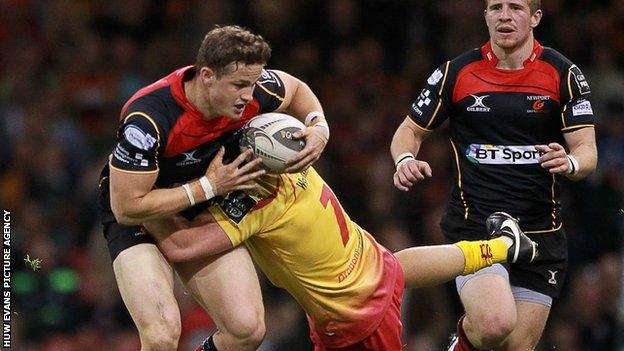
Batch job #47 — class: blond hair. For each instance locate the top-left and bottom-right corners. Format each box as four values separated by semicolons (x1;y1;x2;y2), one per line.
484;0;541;14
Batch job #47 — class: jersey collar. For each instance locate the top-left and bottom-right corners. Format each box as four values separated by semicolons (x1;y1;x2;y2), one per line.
482;39;543;68
169;65;206;118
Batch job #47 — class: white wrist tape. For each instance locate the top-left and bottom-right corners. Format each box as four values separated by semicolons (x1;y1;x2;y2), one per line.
313;121;330;141
394;152;416;169
182;183;195;206
304;111;325;126
566;155;580;175
199;176;216;200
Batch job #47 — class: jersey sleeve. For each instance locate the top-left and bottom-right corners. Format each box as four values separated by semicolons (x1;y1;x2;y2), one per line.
253;69;286;113
407;62;452;130
110;110;162;173
560;65;595;132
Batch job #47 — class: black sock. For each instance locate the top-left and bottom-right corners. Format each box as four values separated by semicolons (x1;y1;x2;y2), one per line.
200;333;218;351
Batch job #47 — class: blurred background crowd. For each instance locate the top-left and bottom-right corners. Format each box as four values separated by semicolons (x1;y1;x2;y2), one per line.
1;0;622;350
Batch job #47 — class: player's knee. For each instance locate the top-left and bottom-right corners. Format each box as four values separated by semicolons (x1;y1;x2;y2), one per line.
221;312;266;348
470;313;516;347
139;316;181;351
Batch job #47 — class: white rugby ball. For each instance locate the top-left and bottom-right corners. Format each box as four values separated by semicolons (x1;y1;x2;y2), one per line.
240;112;306;173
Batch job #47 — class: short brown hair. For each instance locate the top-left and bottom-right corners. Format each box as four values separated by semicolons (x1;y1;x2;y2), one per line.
196;25;271;77
484;0;541;14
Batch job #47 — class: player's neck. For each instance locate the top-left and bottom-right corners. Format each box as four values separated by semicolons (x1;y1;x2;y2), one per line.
184;78;218;120
490;34;535;70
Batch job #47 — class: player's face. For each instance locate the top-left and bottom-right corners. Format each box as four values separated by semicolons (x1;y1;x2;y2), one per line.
204;63;264;120
485;0;542;50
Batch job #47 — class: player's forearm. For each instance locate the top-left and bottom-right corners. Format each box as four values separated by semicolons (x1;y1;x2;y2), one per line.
564;127;597;181
566;143;597;181
390;119;425;162
285;80;324;124
156;223;234;262
113;181;205;225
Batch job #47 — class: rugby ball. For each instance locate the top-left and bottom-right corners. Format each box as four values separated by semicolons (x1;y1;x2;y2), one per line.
240;112;306;173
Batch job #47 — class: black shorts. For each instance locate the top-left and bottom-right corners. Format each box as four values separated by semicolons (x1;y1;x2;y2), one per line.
441;210;568;298
102;221;156;261
98;175;156;261
508;230;568;298
98;172;212;261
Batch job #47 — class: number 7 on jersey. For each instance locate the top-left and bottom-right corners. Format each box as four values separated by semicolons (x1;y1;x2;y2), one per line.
319;184;350;246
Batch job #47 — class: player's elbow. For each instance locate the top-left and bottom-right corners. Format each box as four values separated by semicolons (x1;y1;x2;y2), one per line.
111;204;144;226
115;213;143;226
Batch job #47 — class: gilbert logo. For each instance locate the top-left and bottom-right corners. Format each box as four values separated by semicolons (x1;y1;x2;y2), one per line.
467;95;491;112
176;150;202;166
548;270;558;285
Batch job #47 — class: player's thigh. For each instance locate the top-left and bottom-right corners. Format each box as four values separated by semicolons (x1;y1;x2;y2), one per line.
175;245;264;333
113;243;179;332
497;300;550;351
458;267;516;324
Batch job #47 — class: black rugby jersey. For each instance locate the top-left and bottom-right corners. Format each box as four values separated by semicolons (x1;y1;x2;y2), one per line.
97;63;286;223
101;66;284;189
407;40;594;235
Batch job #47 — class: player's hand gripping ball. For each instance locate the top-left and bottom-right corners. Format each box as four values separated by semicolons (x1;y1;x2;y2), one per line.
240;113;306;173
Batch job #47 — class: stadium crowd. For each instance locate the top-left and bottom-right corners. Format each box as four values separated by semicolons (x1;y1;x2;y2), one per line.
1;0;622;350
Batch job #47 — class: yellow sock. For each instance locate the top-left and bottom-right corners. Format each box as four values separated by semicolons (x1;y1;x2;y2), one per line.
455;238;509;275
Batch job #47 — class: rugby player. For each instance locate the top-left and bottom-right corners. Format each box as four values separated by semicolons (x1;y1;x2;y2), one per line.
98;25;330;351
145;167;538;351
391;1;597;350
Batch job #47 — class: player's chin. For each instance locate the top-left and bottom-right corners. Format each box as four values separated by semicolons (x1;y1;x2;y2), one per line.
495;37;517;49
226;109;244;120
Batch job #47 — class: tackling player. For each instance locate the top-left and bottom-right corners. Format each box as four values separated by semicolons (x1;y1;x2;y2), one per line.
145;167;538;351
98;25;330;351
391;1;597;350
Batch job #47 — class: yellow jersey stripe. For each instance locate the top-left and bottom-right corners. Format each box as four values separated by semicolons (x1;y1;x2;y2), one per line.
449;139;469;219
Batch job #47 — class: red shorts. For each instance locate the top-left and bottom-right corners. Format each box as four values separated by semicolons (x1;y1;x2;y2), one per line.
310;265;405;351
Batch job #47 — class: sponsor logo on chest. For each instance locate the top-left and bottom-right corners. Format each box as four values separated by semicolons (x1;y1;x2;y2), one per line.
526;95;551;113
466;144;545;164
466;95;491;112
176;150;203;166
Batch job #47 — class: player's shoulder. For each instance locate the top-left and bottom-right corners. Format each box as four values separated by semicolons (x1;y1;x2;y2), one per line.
449;47;484;68
121;67;190;128
450;48;483;66
538;46;576;72
253;68;287;113
125;81;186;131
439;47;485;82
255;69;286;95
123;89;179;131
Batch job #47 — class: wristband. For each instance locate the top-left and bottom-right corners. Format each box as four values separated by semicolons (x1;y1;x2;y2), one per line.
199;176;216;200
394;152;415;169
304;111;325;126
182;183;196;206
566;155;580;175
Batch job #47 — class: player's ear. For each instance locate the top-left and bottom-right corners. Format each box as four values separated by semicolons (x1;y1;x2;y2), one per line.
530;9;542;28
199;67;215;87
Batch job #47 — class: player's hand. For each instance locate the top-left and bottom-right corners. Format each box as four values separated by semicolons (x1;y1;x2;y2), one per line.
535;143;570;174
284;125;328;173
393;159;432;191
205;147;266;196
